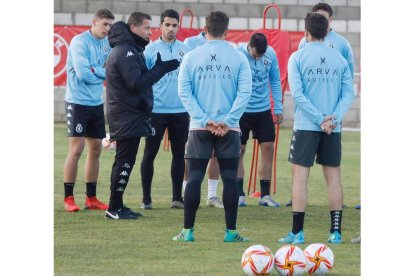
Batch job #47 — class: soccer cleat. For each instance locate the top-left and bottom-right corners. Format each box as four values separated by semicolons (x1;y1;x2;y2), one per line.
84;196;108;210
121;205;142;218
328;231;342;244
64;196;80;212
278;230;305;244
172;228;194;242
105;208;140;220
258;195;281;207
355;204;361;210
206;196;224;208
224;229;249;242
351;233;361;244
140;202;153;210
285;199;292;207
238;196;247;207
170;200;184;209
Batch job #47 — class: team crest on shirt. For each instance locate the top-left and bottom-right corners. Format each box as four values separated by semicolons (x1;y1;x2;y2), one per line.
263;59;269;65
104;45;110;54
179;50;184;57
328;42;334;48
151;127;156;136
75;124;83;133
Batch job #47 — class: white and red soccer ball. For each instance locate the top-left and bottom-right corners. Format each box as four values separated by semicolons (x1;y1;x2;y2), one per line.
241;244;275;275
304;243;335;274
274;245;307;275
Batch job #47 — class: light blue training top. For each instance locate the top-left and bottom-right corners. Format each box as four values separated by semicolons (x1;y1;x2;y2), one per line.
288;42;354;132
299;29;354;78
237;45;283;114
178;40;252;129
183;32;207;50
144;37;190;113
65;30;111;106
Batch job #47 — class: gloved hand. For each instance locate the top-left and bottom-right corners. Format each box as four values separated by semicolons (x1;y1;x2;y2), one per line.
153;52;180;75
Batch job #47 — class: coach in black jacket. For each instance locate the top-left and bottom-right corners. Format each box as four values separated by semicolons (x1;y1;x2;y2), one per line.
104;12;180;220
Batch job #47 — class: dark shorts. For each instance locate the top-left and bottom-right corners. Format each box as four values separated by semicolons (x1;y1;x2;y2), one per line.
185;130;241;159
288;130;341;167
240;110;275;145
65;102;106;139
146;112;190;143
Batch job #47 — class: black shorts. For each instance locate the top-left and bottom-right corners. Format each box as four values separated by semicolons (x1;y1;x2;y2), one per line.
65;102;106;139
288;130;341;167
185;130;241;159
240;110;275;145
146;112;190;143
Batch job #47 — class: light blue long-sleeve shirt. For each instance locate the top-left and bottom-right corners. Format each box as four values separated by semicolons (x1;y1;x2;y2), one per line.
65;30;111;106
183;32;206;50
299;29;354;78
288;42;354;132
237;45;283;114
178;40;252;129
144;38;190;113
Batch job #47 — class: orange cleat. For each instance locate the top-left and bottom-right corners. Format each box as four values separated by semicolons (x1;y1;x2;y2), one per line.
64;196;80;212
84;196;108;210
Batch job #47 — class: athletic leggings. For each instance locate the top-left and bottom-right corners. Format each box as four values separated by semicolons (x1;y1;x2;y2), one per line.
184;158;239;230
108;138;141;211
140;138;186;204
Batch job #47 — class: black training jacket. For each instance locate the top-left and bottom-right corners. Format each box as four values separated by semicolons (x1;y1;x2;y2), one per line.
105;21;164;140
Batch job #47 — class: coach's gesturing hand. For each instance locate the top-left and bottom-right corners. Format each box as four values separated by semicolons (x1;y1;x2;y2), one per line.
154;52;180;74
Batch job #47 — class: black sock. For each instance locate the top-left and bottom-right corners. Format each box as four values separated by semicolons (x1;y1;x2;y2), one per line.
184;159;209;229
219;158;240;230
260;179;271;198
64;182;75;198
237;178;245;196
86;182;97;197
292;212;305;234
330;210;343;234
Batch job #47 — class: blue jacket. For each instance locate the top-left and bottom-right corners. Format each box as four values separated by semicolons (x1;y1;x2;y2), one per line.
144;38;190;113
237;45;283;114
65;30;111;106
178;40;252;129
299;29;354;78
288;42;354;132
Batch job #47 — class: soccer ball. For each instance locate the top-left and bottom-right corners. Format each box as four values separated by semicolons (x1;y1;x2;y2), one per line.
102;133;116;150
241;244;275;275
274;245;307;275
304;243;334;274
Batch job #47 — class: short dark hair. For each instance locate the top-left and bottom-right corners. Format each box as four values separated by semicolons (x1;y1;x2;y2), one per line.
161;9;179;23
312;2;333;17
249;33;268;55
205;11;229;38
127;12;152;27
305;13;328;40
94;9;115;20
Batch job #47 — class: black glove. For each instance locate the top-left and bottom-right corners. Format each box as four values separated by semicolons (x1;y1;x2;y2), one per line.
153;52;180;75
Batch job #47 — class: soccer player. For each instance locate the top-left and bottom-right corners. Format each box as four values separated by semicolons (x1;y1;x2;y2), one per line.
285;2;355;207
173;11;252;242
236;33;283;207
139;9;190;210
104;12;180;219
278;13;354;244
63;9;114;212
183;30;224;209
